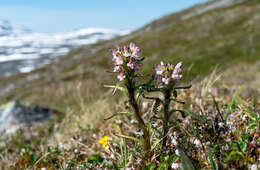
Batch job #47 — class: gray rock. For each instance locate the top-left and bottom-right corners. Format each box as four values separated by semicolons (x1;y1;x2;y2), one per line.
0;100;61;135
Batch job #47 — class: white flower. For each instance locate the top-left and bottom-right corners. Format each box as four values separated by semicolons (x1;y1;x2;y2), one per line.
171;137;178;145
175;149;180;156
218;122;224;128
111;154;115;159
58;142;64;149
250;164;258;170
194;139;202;148
41;168;46;170
171;162;180;169
21;148;26;153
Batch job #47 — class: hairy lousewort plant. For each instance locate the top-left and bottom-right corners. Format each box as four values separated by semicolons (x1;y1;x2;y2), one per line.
144;61;191;149
107;43;151;160
105;44;192;167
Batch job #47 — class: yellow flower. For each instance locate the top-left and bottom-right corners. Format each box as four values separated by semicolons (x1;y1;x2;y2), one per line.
99;136;108;148
115;125;122;134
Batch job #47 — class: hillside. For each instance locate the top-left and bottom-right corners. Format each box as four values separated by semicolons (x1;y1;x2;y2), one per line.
0;0;259;168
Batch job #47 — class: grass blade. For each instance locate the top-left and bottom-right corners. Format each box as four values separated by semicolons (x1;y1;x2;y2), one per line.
183;110;206;123
224;86;244;122
207;146;216;170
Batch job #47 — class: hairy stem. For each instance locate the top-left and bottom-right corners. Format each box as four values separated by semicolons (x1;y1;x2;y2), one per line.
162;89;171;148
126;78;151;160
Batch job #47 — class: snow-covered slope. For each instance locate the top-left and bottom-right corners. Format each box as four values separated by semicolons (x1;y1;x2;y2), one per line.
0;19;129;76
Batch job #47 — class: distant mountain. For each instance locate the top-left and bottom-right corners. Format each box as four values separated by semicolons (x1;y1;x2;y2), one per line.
0;20;129;76
0;20;31;37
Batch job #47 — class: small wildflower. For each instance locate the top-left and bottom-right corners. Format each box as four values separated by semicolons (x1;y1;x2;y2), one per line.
172;62;183;80
115;124;122;134
154;61;183;86
117;72;126;81
92;133;97;138
171;137;178;145
171;162;180;169
194;139;202;148
111;154;116;159
20;148;26;153
154;62;164;75
99;136;108;148
175;149;180;156
218;122;224;128
127;59;134;69
250;164;258;170
162;75;170;85
242;114;249;121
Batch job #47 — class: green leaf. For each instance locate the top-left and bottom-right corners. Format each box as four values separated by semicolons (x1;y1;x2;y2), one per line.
160;153;170;162
151;138;163;151
183;110;206;123
147;163;156;170
136;86;144;100
148;122;152;137
249;122;258;129
116;134;143;144
176;146;195;170
104;84;128;95
239;142;248;153
169;155;179;163
158;162;168;170
237;97;258;120
207;146;216;170
225;86;244;122
88;154;104;166
212;95;224;122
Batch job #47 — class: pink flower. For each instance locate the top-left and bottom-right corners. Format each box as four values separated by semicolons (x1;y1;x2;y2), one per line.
115;54;123;65
110;43;143;82
117;72;125;81
162;75;170;85
127;60;134;69
110;49;117;59
129;42;141;56
113;65;121;72
129;42;136;51
154;62;164;75
116;45;122;52
132;47;141;56
123;45;131;57
172;62;183;80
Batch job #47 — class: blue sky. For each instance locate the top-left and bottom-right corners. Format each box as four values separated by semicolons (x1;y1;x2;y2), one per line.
0;0;209;33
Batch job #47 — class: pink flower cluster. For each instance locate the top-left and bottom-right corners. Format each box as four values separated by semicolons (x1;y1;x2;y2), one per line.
154;61;183;86
110;42;142;81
